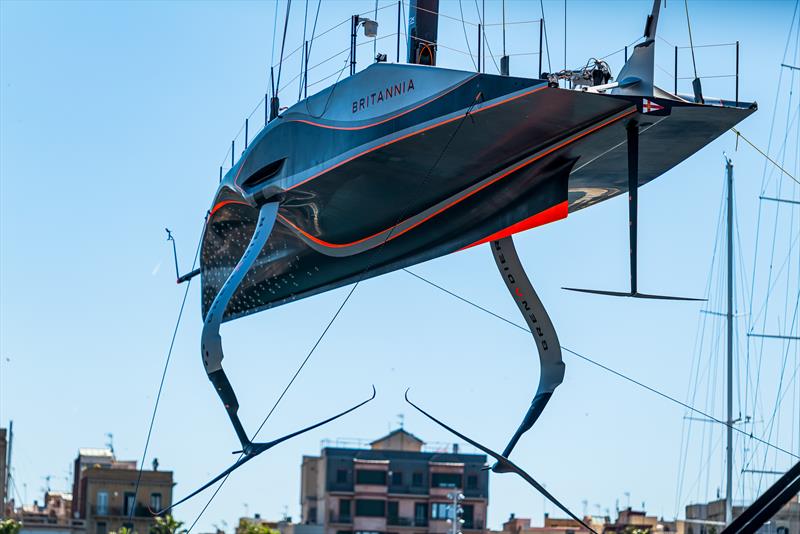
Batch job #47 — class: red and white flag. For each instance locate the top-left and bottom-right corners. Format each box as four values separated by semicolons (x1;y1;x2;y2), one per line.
642;98;665;113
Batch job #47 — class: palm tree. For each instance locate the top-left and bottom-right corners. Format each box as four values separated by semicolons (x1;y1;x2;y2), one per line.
0;519;22;534
150;515;186;534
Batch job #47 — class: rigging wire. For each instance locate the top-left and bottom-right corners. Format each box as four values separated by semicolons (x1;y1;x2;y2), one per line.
539;0;552;73
270;0;280;68
474;0;500;73
742;25;800;489
674;169;729;515
683;0;699;80
373;0;379;58
274;0;293;97
186;276;360;533
744;7;800;480
129;224;204;522
185;92;486;532
298;0;309;101
458;0;478;70
401;268;800;460
731;128;800;186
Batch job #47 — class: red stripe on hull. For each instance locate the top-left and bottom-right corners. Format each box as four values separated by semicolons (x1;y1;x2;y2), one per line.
461;200;569;250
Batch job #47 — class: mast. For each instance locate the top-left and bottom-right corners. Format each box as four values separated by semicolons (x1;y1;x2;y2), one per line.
725;157;734;525
407;0;439;65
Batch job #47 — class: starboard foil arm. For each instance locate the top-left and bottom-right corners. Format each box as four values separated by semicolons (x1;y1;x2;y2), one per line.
404;391;596;534
202;201;280;451
491;236;565;462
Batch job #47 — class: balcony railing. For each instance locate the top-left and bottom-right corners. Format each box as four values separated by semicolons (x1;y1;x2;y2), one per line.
91;505;152;518
387;517;428;527
328;513;352;524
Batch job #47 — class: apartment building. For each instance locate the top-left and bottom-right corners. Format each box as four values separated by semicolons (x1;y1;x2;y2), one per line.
300;429;489;534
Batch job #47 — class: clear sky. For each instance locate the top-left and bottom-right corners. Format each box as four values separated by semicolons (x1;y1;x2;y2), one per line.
1;0;798;532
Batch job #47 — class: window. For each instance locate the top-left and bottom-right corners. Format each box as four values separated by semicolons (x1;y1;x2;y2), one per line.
96;522;107;534
387;501;398;519
414;503;428;526
356;470;387;485
390;471;403;485
355;499;386;517
466;475;478;490
431;473;462;488
150;493;162;512
462;504;474;529
123;492;136;516
412;472;423;486
336;469;348;483
339;499;351;521
431;503;453;520
96;491;108;516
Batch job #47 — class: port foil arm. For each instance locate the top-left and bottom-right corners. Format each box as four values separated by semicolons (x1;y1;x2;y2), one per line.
491;236;565;460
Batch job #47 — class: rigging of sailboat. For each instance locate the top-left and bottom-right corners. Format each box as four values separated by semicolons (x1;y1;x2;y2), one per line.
159;0;757;522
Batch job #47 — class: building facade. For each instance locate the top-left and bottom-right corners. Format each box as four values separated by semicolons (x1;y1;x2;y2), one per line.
685;497;799;534
300;429;489;534
16;492;85;534
71;448;173;534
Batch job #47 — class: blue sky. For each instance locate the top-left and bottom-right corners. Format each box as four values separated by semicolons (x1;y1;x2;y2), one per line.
1;0;798;531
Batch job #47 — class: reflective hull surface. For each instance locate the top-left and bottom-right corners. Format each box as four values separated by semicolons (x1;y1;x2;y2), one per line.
201;63;755;321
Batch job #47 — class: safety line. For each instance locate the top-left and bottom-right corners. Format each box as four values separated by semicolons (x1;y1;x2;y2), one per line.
402;268;800;460
732;128;800;186
130;225;204;523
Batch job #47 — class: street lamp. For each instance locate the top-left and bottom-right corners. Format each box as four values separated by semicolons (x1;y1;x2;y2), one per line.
446;492;465;534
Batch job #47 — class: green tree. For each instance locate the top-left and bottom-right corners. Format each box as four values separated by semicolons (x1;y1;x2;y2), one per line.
150;515;186;534
237;519;280;534
0;519;22;534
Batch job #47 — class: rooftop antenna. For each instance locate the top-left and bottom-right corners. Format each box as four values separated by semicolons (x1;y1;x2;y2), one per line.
397;413;405;429
105;433;114;455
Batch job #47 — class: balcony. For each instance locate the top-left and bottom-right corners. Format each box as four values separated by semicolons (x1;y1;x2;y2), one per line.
328;513;352;524
91;505;152;518
387;517;428;528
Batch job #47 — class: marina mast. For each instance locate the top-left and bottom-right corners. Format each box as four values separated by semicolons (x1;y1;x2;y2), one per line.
725;156;734;526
